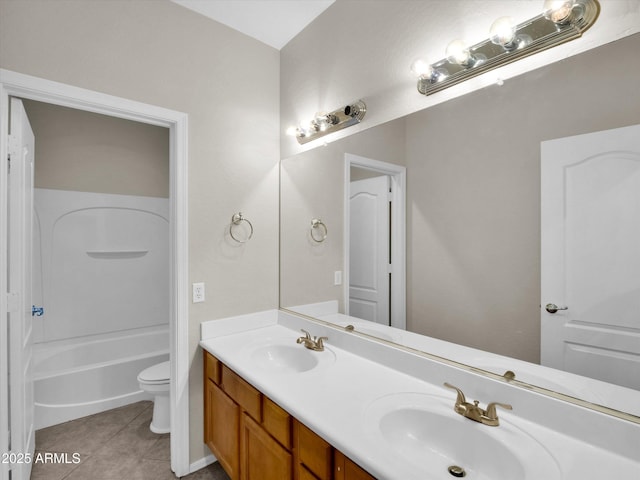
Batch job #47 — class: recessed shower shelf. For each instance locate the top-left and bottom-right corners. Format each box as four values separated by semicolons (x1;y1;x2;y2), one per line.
86;250;149;259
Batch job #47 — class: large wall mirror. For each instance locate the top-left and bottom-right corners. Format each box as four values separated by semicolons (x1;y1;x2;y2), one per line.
280;34;640;419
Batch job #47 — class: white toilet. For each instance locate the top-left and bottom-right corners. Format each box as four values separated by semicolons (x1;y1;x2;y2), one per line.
138;360;170;434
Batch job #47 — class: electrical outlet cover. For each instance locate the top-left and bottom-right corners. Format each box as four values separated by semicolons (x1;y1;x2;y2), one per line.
193;282;205;303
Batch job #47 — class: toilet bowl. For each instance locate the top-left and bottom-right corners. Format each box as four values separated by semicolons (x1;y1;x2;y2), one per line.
137;360;170;434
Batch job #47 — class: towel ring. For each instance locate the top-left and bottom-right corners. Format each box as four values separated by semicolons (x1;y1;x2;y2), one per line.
230;212;253;243
310;218;328;243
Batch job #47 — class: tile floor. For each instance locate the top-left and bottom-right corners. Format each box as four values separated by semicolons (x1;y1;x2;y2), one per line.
31;401;230;480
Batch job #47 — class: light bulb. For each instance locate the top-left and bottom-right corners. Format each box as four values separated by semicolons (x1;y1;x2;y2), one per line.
446;39;472;66
285;125;299;137
490;17;516;46
308;121;319;133
410;58;433;80
543;0;575;24
314;112;328;131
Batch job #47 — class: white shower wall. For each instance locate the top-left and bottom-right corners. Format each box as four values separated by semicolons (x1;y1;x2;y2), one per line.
33;188;170;344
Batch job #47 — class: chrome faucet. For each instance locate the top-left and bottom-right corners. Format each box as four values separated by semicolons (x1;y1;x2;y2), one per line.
296;329;328;352
444;383;512;427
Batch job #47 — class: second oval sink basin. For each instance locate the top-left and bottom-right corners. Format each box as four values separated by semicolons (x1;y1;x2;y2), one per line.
364;393;561;480
247;339;336;374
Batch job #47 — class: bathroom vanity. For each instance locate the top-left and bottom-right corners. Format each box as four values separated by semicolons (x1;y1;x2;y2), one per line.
200;310;640;480
204;351;373;480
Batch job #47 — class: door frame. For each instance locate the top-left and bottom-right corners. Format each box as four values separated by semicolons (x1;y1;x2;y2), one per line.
0;69;190;477
344;153;406;330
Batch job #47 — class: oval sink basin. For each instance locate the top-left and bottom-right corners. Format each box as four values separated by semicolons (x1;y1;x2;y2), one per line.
364;393;561;480
246;339;336;374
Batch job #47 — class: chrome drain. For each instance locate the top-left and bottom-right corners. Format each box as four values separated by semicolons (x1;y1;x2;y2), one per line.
448;465;466;477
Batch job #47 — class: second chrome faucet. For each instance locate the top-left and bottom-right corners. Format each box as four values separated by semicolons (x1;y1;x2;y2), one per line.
444;382;512;427
296;329;328;352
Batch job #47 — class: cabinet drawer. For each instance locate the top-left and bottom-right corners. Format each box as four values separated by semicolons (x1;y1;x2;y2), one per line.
262;397;292;450
295;421;332;480
222;365;262;421
204;352;221;385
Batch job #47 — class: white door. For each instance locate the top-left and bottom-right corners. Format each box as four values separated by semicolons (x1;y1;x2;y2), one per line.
541;124;640;389
7;98;35;480
349;175;390;325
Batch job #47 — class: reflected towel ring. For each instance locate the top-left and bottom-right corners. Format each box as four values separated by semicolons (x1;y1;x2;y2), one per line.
310;218;328;243
230;212;253;243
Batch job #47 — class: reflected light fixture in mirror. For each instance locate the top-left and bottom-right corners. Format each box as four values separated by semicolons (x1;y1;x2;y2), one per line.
287;100;367;145
412;0;599;96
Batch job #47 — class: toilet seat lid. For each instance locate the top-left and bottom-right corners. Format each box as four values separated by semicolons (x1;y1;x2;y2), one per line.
138;361;170;383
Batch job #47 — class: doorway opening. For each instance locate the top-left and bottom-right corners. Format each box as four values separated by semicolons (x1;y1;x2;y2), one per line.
0;69;189;479
344;153;406;330
24;99;171;431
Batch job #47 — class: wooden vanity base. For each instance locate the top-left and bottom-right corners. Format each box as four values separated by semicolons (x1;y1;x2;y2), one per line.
204;351;375;480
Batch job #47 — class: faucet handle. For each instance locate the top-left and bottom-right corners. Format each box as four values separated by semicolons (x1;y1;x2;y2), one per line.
443;382;467;405
485;402;513;420
315;336;328;349
300;329;312;339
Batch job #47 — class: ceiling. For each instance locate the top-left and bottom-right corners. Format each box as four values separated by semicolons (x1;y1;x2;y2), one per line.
171;0;335;50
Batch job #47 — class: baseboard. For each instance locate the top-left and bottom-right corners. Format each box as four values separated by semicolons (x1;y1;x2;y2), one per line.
189;454;217;474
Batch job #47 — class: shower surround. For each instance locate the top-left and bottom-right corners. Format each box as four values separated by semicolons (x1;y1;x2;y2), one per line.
32;188;170;429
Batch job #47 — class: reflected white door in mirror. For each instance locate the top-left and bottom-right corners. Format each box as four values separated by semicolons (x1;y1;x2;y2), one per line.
349;175;390;325
541;124;640;391
344;154;406;330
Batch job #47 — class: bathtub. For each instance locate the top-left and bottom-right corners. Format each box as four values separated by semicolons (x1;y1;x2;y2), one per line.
33;326;169;429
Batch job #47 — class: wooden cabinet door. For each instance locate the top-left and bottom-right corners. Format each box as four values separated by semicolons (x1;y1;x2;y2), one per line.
297;464;321;480
334;450;376;480
206;379;240;480
241;413;292;480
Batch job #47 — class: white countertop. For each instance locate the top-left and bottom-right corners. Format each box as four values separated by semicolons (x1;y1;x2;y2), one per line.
200;309;640;480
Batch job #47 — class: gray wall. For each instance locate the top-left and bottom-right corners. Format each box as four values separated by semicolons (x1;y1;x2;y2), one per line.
0;0;280;463
405;34;640;362
24;100;169;197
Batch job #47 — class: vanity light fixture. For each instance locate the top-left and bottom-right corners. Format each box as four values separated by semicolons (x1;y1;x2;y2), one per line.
412;0;599;96
287;100;367;145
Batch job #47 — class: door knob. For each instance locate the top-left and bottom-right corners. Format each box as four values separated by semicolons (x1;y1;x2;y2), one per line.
545;303;568;314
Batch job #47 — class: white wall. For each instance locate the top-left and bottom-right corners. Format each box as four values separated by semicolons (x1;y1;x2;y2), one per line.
0;0;279;464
